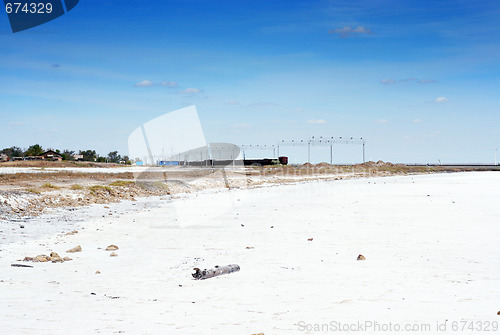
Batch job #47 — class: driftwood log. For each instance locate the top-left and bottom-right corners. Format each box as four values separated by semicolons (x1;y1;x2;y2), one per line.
192;264;240;280
11;264;33;268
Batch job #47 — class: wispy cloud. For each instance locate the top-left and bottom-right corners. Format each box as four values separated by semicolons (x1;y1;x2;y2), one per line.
134;80;154;87
225;100;239;105
375;119;389;124
413;118;422;123
160;81;178;87
8;121;24;126
435;97;448;103
307;119;327;124
134;80;178;88
328;26;373;38
381;78;438;85
178;88;202;94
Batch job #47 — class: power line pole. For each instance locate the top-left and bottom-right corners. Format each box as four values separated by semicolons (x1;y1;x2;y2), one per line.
308;141;311;163
363;142;366;163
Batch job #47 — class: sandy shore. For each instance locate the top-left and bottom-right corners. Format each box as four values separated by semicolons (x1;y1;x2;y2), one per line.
1;171;499;334
3;162;495;221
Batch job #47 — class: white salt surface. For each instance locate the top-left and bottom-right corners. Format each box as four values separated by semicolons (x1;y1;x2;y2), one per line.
1;172;499;334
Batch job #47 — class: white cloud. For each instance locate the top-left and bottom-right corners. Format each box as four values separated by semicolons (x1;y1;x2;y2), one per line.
225;100;239;105
435;97;448;103
134;80;178;87
134;80;154;87
413;118;422;123
307;119;327;124
8;121;24;126
178;88;202;94
328;26;373;38
375;119;389;124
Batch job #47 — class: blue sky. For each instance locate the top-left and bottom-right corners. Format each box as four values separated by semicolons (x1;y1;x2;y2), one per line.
1;0;499;163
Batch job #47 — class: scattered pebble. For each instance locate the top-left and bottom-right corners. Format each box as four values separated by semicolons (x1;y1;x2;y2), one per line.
357;254;366;261
105;244;119;251
22;253;72;263
110;252;118;257
66;245;82;253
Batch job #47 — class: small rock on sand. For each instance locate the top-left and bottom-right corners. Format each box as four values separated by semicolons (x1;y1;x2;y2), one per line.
357;254;366;261
110;252;118;257
36;255;50;262
95;271;101;274
105;244;119;251
307;238;313;241
66;245;82;253
62;257;72;261
497;311;500;315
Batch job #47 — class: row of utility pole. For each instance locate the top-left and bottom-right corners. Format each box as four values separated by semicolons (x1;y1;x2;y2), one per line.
241;136;366;164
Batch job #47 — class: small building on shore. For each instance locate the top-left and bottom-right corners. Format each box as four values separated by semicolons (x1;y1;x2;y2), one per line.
0;154;9;162
40;150;62;161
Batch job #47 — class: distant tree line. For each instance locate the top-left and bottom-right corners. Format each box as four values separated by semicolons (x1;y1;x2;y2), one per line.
0;144;131;164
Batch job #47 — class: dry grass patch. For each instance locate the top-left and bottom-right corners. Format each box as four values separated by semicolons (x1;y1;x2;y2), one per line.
41;183;60;189
26;188;41;194
88;185;114;195
70;184;84;190
109;180;135;187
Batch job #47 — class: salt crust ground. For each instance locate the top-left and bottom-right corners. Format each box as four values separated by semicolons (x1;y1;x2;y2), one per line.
1;172;499;334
